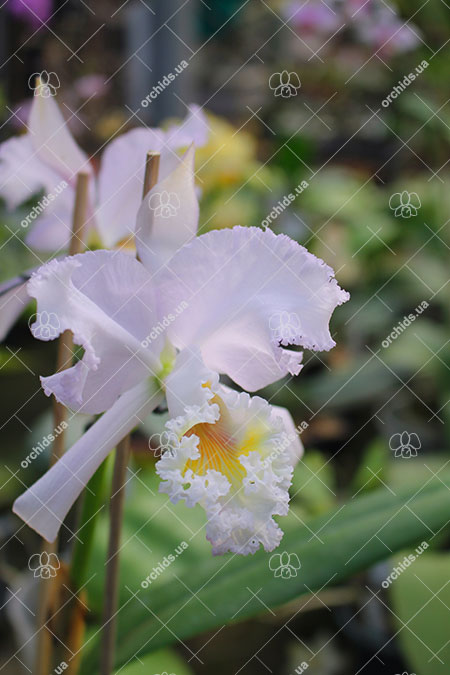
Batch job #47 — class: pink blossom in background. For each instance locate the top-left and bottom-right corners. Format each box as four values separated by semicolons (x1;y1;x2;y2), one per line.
74;74;110;100
7;0;53;27
356;6;420;56
286;0;341;34
284;0;420;58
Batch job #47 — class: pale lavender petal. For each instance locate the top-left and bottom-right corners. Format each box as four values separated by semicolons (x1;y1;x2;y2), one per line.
24;184;76;251
95;127;166;248
165;104;210;148
159;227;349;391
13;380;163;542
135;145;199;272
28;250;164;413
28;93;91;181
0;134;61;210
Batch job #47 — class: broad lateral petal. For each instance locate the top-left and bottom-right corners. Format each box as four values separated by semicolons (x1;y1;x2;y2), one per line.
28;250;164;413
159;226;349;391
13;379;163;542
135;145;199;272
28;94;91;181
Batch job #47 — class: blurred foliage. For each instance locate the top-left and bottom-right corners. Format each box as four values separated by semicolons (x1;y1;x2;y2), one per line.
1;0;449;672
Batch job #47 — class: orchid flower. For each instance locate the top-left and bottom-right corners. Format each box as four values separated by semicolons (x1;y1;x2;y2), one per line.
0;90;209;339
13;165;348;553
0;91;208;251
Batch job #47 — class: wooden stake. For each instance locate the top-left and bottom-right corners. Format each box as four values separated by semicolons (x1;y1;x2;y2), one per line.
99;152;160;675
142;151;160;197
35;171;90;675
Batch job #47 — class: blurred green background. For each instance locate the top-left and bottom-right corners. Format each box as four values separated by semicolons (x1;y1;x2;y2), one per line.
0;1;449;673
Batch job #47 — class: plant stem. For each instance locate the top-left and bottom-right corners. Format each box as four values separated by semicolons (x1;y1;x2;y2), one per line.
100;437;130;675
34;171;90;675
70;456;111;591
99;152;160;675
63;454;112;675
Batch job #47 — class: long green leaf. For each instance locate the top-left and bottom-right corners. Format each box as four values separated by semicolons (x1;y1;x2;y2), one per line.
82;470;450;672
391;552;450;674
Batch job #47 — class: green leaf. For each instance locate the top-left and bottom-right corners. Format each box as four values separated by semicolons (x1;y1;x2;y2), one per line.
82;469;450;672
115;647;193;675
351;439;389;494
83;470;210;615
390;552;450;675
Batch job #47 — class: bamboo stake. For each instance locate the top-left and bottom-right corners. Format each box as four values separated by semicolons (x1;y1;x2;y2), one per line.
35;171;90;675
100;152;160;675
142;151;160;198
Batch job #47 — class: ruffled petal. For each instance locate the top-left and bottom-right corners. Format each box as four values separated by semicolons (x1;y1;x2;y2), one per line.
135;145;199;272
270;403;304;467
164;348;220;428
13;379;163;542
28;93;91;181
0;280;30;340
28;250;164;413
157;374;297;555
159;226;349;391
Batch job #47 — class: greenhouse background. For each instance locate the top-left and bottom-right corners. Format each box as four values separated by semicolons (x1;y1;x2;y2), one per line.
0;1;449;674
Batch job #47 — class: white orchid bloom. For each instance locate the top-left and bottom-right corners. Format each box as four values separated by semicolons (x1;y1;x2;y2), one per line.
0;91;92;244
0;91;209;338
0;92;208;250
13;191;348;553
